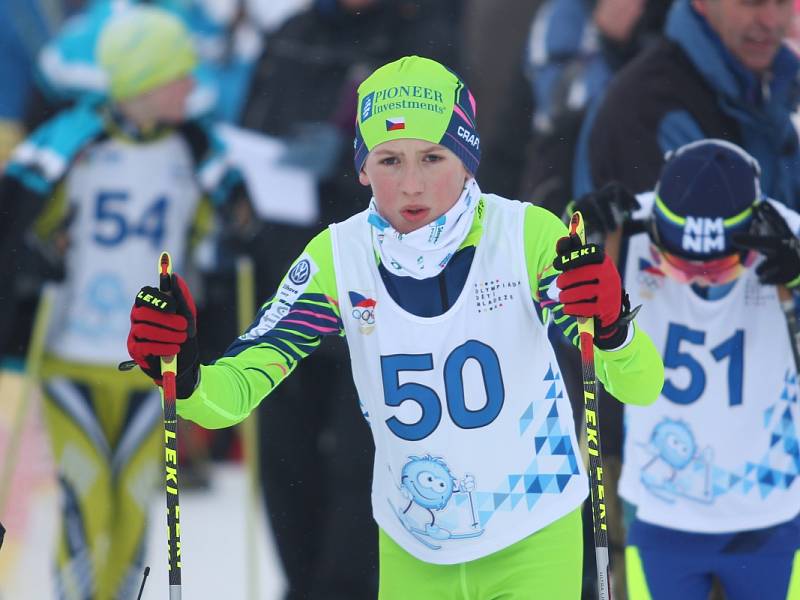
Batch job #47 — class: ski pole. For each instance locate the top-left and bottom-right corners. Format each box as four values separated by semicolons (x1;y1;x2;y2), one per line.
236;254;261;600
569;211;612;600
0;284;55;518
158;252;183;600
136;566;151;600
777;286;800;380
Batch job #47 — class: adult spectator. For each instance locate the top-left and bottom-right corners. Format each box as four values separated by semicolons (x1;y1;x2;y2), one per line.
522;0;670;215
575;0;800;208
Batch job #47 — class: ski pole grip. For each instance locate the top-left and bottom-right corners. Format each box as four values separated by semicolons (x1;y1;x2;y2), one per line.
158;252;177;377
569;210;585;244
568;211;595;338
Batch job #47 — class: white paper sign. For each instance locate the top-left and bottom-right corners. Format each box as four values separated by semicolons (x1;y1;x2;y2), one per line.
218;123;319;226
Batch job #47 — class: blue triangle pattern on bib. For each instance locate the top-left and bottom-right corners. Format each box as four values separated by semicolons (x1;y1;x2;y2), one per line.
473;364;580;527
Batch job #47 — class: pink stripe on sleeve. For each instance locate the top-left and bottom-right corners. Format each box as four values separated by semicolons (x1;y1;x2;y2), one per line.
289;308;338;324
280;319;339;334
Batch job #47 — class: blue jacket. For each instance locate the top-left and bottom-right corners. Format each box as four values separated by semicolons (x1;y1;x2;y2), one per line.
524;0;613;133
4;103;238;204
0;1;59;120
574;0;800;209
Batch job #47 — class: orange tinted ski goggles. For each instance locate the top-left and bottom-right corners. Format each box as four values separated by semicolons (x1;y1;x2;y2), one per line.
649;244;757;286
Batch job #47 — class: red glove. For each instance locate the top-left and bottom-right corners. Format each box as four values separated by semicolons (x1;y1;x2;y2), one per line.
127;273;200;398
553;233;632;349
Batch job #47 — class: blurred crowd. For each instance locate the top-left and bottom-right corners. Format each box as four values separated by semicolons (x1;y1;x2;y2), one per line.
2;1;800;599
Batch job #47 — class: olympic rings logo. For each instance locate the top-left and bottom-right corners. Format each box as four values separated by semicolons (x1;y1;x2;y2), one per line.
352;307;375;325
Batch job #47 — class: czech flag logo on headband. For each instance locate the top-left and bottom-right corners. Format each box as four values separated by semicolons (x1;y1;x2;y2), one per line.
385;117;405;131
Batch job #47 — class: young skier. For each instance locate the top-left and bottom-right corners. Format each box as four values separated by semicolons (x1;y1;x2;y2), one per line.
595;139;800;599
127;55;664;598
0;6;241;598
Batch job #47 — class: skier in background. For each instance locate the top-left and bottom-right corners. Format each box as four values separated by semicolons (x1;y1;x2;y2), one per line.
0;6;243;597
577;139;800;599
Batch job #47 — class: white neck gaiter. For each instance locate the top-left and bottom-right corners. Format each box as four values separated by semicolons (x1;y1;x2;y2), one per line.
367;178;481;280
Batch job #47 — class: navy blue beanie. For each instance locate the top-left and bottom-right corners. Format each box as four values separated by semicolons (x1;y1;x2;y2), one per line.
653;139;761;259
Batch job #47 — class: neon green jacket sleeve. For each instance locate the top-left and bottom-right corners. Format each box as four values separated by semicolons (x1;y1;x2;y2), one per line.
523;204;664;407
177;228;341;428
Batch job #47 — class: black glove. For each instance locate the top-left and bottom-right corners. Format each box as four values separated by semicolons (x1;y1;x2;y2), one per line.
126;274;200;399
731;201;800;289
566;181;640;240
217;184;266;250
553;233;639;349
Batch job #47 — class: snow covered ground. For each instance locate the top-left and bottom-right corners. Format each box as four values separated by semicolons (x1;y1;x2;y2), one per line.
0;371;286;599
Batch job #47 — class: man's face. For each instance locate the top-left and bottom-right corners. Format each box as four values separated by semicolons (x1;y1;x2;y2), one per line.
694;0;793;73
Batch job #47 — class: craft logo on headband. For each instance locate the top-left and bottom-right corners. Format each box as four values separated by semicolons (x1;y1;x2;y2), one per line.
458;125;479;149
360;85;447;123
